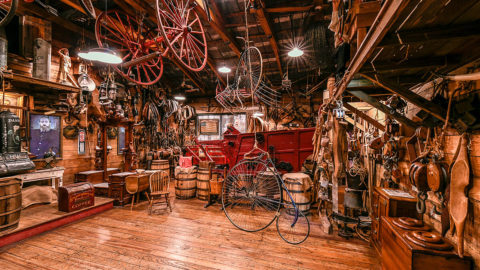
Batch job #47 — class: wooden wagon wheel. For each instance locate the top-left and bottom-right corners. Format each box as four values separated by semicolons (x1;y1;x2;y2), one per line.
156;0;208;72
95;10;164;86
0;0;18;28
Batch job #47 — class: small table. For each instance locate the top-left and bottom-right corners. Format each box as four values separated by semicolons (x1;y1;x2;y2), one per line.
18;167;65;189
75;168;121;184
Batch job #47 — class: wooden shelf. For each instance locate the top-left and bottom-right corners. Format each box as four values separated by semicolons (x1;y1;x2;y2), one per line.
6;72;79;94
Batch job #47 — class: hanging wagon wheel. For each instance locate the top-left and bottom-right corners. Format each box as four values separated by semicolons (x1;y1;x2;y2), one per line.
156;0;208;72
235;46;263;98
95;10;164;86
80;0;96;19
0;0;18;28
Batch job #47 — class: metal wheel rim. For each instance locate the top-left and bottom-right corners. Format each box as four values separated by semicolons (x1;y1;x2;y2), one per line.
276;207;310;245
235;46;263;97
95;10;164;85
222;159;281;232
0;0;18;28
80;0;96;19
156;0;208;72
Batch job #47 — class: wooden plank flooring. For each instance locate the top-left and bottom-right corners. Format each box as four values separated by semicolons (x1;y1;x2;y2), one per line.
0;194;380;269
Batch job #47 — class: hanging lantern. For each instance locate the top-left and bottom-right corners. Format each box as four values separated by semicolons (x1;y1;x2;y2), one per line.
333;100;345;119
98;81;111;105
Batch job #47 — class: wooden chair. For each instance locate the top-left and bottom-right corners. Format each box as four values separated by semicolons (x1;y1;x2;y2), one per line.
148;170;172;214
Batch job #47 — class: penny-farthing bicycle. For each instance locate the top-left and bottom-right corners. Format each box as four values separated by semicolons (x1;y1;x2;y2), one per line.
222;148;310;244
95;0;208;85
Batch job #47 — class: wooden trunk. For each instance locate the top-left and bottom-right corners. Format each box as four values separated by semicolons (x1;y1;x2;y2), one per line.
0;177;21;232
58;182;94;213
175;167;196;200
196;168;210;201
381;217;472;270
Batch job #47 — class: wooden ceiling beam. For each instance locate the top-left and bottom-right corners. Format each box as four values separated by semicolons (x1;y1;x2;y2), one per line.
16;2;97;41
361;55;460;73
344;101;385;131
347;90;419;128
329;0;414;105
194;3;242;56
379;22;480;47
253;0;283;76
360;73;446;122
265;5;313;13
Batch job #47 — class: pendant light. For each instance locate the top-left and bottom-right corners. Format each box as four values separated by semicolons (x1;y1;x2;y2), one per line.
79;48;122;64
79;0;122;65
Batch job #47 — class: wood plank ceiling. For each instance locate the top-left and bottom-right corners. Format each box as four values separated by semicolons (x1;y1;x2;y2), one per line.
9;0;480;101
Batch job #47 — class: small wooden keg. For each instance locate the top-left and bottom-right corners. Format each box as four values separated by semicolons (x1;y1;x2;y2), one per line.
196;167;210;201
209;176;223;195
175;167;197;200
0;177;22;232
151;160;170;177
282;173;312;215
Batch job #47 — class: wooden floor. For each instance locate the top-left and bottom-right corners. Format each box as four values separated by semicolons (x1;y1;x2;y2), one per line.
0;193;380;270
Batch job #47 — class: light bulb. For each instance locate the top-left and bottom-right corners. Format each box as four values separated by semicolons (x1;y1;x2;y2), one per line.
288;47;304;57
218;66;231;73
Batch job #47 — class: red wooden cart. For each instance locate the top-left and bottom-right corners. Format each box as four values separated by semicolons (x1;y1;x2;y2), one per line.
187;128;315;173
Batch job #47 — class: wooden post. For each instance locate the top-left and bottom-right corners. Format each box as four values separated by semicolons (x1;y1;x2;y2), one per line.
101;124;108;182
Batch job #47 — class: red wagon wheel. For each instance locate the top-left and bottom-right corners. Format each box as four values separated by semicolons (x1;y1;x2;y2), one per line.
95;10;163;86
156;0;208;72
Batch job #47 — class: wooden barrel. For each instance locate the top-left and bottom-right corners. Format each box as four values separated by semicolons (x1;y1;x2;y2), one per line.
196;167;211;201
152;160;170;177
0;177;22;232
175;167;197;200
282;173;312;215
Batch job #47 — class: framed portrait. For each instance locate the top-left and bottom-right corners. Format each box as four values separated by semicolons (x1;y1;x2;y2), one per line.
29;114;61;159
117;127;126;154
199;119;219;135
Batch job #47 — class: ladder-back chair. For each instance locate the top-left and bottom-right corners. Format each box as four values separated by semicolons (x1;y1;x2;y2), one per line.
148;170;172;214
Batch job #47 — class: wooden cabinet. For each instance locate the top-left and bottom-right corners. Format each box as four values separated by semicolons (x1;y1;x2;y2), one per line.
108;172;136;206
381;217;472;270
371;187;417;254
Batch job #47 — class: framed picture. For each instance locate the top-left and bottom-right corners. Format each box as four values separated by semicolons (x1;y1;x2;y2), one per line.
78;129;86;155
117;127;126;154
199;119;219;135
29;114;61;159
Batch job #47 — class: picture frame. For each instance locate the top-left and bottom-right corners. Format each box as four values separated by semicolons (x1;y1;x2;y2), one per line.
78;129;86;155
199;119;219;135
29;113;62;159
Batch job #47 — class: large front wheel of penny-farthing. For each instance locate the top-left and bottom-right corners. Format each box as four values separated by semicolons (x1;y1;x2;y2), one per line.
156;0;208;72
95;10;163;85
222;159;281;232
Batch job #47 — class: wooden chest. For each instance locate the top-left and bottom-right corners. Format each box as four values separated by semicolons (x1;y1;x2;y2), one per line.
108;172;136;206
380;217;472;270
75;168;121;184
371;187;417;254
58;183;94;212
